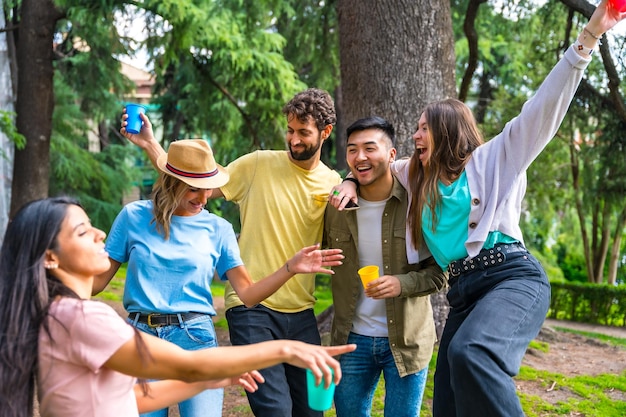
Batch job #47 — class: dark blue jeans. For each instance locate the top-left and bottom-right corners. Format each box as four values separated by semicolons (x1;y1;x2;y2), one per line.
334;332;428;417
433;249;550;417
226;304;323;417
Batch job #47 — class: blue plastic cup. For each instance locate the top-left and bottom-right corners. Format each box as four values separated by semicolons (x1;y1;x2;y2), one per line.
125;104;146;134
306;367;336;411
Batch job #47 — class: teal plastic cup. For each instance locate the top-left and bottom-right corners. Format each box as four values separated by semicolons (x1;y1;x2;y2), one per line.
125;103;146;134
306;367;335;411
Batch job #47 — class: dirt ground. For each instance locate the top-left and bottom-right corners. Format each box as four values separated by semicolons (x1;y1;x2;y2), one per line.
516;319;626;408
101;300;626;417
215;320;626;417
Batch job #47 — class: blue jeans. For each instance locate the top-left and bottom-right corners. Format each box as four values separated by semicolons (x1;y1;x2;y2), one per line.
432;249;550;417
225;304;322;417
129;314;223;417
334;332;428;417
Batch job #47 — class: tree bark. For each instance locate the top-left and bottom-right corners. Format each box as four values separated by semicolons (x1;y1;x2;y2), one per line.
10;0;62;216
0;0;15;239
607;207;626;285
337;0;457;158
337;0;457;339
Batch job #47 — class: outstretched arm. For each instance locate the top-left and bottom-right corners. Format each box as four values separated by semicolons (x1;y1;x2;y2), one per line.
227;244;344;307
107;334;356;389
135;372;264;413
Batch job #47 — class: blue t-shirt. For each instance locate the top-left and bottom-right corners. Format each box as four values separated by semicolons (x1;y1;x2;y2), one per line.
423;172;517;269
105;200;243;315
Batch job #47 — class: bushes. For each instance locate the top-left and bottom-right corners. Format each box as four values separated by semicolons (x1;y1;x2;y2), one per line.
549;281;626;327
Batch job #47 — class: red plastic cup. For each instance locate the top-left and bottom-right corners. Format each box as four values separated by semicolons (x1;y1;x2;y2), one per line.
125;104;146;134
609;0;626;12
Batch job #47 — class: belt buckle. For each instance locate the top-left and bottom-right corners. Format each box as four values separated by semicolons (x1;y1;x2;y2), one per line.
147;313;162;328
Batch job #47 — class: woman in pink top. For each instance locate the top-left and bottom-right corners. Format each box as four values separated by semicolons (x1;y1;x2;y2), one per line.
0;197;355;417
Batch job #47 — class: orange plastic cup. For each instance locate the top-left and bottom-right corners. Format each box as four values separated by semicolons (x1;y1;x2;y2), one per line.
358;265;379;288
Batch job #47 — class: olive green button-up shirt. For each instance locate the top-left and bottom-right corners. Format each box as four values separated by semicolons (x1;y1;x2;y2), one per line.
323;177;447;376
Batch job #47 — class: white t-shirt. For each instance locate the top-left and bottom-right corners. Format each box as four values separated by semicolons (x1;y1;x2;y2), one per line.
38;298;137;417
352;198;388;337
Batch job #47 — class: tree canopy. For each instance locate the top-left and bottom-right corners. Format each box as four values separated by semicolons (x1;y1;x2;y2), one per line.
1;0;625;284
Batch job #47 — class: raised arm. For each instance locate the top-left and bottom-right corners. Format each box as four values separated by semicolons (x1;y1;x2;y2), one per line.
577;0;626;59
120;109;226;199
120;109;166;168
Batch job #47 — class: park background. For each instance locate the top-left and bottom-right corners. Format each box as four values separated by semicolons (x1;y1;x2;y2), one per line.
1;0;625;415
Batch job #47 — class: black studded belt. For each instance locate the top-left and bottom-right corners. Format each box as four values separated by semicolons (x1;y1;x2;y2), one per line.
129;312;207;328
448;242;526;278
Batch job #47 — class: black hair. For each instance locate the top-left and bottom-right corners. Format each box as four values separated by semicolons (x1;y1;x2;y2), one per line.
346;116;395;146
0;196;80;417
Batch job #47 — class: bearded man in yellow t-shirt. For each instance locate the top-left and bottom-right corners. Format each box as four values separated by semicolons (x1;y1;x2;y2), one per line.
125;88;341;417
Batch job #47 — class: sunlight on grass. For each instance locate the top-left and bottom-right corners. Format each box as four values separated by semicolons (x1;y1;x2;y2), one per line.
517;366;626;416
528;339;550;353
553;327;626;349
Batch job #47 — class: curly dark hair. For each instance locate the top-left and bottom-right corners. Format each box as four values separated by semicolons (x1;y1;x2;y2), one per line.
282;88;336;131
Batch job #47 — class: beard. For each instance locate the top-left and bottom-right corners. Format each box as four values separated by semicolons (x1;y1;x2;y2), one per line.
289;137;322;161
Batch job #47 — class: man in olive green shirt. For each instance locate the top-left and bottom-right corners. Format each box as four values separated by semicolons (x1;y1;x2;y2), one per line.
324;116;446;416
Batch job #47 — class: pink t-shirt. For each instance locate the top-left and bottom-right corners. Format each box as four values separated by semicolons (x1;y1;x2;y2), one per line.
38;298;138;417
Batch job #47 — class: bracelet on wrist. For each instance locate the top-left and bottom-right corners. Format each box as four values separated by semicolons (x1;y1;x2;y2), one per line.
342;177;360;188
574;39;594;56
583;26;601;41
285;261;291;273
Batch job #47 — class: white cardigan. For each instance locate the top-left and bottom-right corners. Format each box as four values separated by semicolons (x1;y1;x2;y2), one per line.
393;45;591;262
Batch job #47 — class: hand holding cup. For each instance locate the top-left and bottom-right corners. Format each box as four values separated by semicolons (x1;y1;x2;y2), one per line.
125;104;146;134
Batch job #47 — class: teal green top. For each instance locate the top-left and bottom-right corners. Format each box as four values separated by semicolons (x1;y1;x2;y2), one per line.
422;172;517;269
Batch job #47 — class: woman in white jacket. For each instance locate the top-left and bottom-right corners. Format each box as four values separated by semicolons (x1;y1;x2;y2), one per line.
330;2;625;416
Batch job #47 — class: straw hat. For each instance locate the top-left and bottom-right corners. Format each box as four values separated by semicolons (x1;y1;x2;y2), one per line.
156;139;229;189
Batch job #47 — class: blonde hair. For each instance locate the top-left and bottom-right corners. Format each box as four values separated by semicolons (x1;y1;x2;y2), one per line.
151;173;189;240
408;98;484;249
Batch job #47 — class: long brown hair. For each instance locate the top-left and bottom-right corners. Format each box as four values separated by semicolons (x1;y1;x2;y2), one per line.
408;99;484;249
151;173;190;239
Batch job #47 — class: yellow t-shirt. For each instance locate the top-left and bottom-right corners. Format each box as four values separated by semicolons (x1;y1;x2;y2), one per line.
221;150;341;312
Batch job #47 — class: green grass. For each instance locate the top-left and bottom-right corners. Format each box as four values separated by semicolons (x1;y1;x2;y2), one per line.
553;326;626;349
517;367;626;417
314;275;333;316
528;339;550;353
94;264;127;302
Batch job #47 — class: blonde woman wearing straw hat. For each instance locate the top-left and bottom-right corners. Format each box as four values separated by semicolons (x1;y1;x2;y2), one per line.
0;196;355;417
93;139;344;417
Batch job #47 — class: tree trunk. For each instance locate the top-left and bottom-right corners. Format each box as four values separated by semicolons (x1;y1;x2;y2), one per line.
10;0;62;216
337;0;456;157
607;207;626;285
0;0;14;239
337;0;457;339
